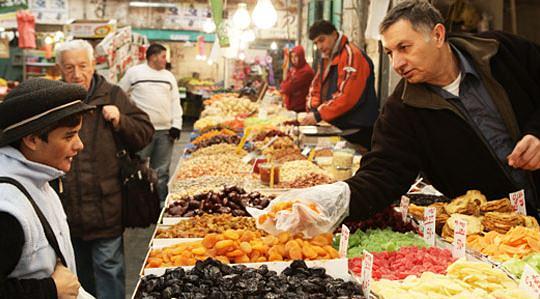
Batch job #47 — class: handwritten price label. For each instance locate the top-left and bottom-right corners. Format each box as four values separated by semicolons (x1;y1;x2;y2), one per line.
519;264;540;297
361;250;373;296
510;189;527;215
339;224;350;258
423;207;436;246
400;196;410;223
334;141;347;149
452;218;467;258
301;146;311;156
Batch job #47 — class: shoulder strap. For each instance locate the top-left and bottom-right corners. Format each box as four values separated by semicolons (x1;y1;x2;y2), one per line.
0;177;67;267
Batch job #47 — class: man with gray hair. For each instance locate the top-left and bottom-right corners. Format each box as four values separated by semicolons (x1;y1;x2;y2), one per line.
54;39;154;299
297;0;540;222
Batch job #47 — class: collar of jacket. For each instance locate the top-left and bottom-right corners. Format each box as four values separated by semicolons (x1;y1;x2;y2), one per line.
85;73;113;107
319;33;350;82
399;34;520;141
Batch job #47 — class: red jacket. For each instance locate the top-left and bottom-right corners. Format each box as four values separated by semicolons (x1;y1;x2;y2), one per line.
280;46;315;112
307;34;378;129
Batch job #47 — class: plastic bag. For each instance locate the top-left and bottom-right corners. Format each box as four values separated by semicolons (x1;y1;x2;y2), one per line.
247;182;350;238
78;287;95;299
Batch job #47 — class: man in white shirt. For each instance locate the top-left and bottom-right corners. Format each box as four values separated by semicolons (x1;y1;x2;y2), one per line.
119;44;183;202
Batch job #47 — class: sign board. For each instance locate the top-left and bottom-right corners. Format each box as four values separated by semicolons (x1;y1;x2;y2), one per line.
361;250;373;296
400;196;409;223
509;189;527;215
452;218;467;259
338;224;350;258
423;207;436;246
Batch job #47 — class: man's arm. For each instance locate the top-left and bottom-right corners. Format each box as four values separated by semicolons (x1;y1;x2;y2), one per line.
314;47;372;123
170;74;183;131
344;93;422;220
0;212;58;299
306;69;322;112
112;86;155;152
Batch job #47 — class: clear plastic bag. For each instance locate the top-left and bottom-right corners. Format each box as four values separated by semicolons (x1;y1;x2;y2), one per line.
247;182;350;238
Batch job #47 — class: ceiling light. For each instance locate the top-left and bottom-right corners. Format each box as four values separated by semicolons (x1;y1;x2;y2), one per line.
252;0;277;29
270;41;278;50
232;3;251;30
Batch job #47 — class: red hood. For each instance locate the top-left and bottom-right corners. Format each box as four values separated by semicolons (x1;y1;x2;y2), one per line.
291;45;307;69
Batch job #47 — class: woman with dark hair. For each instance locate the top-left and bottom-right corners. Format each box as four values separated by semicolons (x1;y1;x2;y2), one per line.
280;46;315;113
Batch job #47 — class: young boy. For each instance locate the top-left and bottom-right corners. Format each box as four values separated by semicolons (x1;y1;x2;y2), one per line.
0;78;94;299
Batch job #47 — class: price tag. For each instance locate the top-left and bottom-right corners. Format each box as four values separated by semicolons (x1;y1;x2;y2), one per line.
307;148;316;161
269;164;275;188
423;207;436;246
519;264;540;297
301;146;311;156
510;189;527;215
334;141;347;149
361;250;373;296
452;218;467;259
236;127;252;152
400;195;410;223
339;224;350;258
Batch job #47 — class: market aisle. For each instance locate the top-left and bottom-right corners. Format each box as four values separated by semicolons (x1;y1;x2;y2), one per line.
124;123;192;299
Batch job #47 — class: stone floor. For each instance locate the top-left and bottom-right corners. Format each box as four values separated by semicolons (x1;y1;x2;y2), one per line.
124;121;192;299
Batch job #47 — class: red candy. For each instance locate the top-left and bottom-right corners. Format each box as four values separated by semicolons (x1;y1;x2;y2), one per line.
348;246;455;280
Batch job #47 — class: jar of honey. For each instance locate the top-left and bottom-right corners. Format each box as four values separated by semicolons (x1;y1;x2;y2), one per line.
259;163;280;186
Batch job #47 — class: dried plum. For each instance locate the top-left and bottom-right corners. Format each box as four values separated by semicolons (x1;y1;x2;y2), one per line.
135;258;362;299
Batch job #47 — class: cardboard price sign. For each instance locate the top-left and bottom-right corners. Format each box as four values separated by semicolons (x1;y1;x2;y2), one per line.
339;224;350;258
423;207;436;246
452;218;467;259
400;195;410;223
519;264;540;297
361;250;373;296
510;189;527;215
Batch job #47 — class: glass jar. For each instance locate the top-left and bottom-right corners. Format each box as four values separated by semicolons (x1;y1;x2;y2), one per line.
259;163;280;186
332;148;355;169
332;167;353;181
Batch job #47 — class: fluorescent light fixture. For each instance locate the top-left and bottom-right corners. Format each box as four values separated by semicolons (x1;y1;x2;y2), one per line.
129;1;177;8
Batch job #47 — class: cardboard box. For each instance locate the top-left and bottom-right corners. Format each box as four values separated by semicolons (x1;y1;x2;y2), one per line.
67;19;117;38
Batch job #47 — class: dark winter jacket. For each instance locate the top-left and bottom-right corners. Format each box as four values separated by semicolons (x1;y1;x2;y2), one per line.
280;46;315;112
59;74;154;240
346;31;540;220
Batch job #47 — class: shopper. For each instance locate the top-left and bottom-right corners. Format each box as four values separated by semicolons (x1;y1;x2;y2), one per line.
0;78;94;298
302;20;379;150
280;45;315;113
118;43;183;203
339;1;540;220
55;40;154;299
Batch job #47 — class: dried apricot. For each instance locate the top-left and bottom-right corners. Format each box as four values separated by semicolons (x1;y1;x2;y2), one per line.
234;255;250;263
268;252;283;261
289;246;303;260
302;245;318;259
215;255;230;264
192;247;206;255
146;257;162;268
215;239;234;250
202;234;220;249
240;242;252;254
277;232;291;244
226;249;244;258
223;229;240;240
263;235;278;246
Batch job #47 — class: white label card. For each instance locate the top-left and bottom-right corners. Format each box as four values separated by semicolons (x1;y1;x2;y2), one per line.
519;264;540;298
400;195;410;223
423;207;436;246
334;141;347;149
452;218;467;259
510;189;527;215
339;224;350;258
361;250;373;296
301;147;311;156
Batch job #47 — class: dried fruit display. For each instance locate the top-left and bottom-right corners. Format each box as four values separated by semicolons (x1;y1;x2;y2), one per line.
145;230;339;268
280;160;327;182
137;259;362;299
266;147;306;163
468;226;540;261
194;115;234;131
404;193;451;206
187;135;241;153
170;175;264;197
192;129;237;145
341;206;417;233
257;200;320;225
252;129;290;142
156;214;261;239
201;96;258;117
166;186;274;217
190;143;246;158
175;155;250;180
441;214;483;242
280;173;335;189
373;260;534;299
337;228;427;258
349;246;455;280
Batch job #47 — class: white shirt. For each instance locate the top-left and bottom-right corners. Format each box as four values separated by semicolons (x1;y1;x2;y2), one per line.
118;63;183;130
442;72;461;97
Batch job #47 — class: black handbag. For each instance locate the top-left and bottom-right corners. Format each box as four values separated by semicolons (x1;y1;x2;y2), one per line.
107;86;160;228
113;143;161;228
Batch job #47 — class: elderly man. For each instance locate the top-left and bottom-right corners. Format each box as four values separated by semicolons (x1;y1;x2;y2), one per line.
54;40;154;299
0;79;94;298
341;0;540;220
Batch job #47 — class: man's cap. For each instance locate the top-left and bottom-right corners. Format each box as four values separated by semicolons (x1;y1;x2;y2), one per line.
0;78;95;147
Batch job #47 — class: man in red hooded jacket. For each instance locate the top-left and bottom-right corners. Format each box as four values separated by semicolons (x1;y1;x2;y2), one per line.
280;46;315;113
